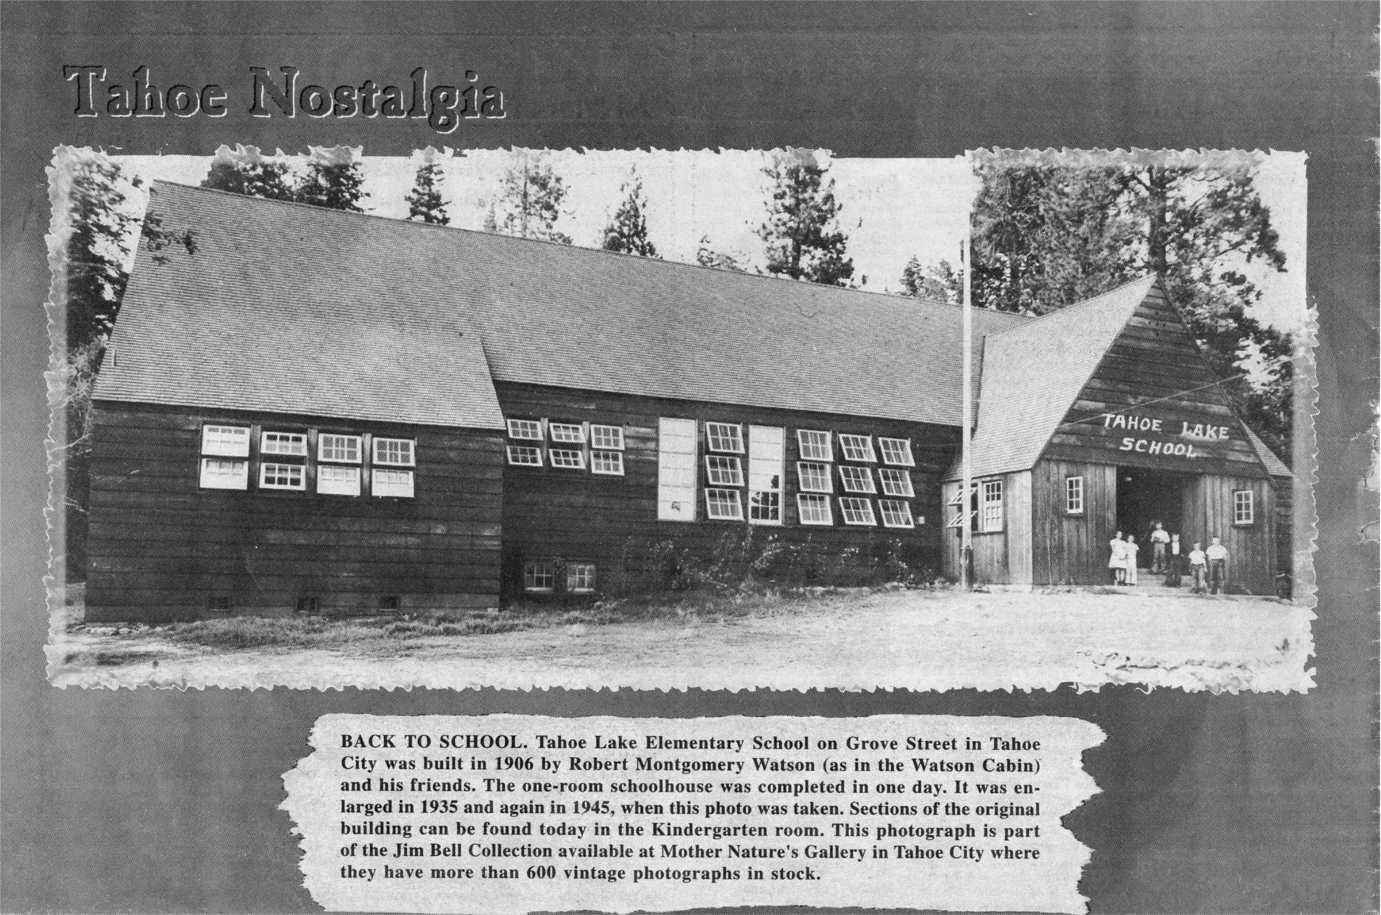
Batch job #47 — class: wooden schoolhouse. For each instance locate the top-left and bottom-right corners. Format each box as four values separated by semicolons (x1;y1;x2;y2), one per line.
83;182;1291;621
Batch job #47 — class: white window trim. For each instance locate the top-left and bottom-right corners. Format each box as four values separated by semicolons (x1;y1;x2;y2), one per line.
372;437;416;467
878;468;914;498
549;422;586;444
590;424;625;450
258;461;306;491
705;421;745;454
796;492;834;526
838;496;877;526
838;433;877;463
260;430;307;457
797;429;833;462
591;451;625;476
980;479;1004;533
548;448;586;470
839;465;877;494
878;437;915;467
705;455;745;487
199;457;249;490
1232;489;1255;525
317;465;361;496
318;433;362;464
704;488;744;520
796;461;834;493
1065;475;1085;515
746;425;784;527
506;444;544;467
657;417;697;522
507;418;543;441
201;424;251;457
879;499;915;529
566;562;597;593
524;561;556;593
371;468;415;498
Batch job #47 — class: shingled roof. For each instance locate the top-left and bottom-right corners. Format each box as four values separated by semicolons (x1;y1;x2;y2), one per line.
96;182;1031;427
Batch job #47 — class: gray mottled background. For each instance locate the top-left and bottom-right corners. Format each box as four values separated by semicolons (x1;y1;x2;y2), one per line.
1;3;1376;912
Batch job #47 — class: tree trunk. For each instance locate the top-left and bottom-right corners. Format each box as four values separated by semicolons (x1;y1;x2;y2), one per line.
1146;166;1169;280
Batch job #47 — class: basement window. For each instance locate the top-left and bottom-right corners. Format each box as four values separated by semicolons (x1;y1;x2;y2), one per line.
1233;489;1255;525
878;468;914;498
705;488;744;520
591;451;625;476
506;445;543;467
296;595;320;615
797;493;834;526
548;448;585;470
260;430;307;457
318;433;361;464
207;596;231;613
524;561;556;592
705;455;744;486
372;437;416;467
317;465;361;496
507;418;543;440
838;497;877;526
838;434;877;463
879;500;915;529
566;562;597;593
259;462;306;491
797;429;833;462
590;424;625;450
371;468;415;498
378;595;400;612
878;437;915;467
705;422;744;454
838;465;877;494
549;422;586;443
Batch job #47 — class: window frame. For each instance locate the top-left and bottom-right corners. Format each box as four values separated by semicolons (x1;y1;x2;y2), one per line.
258;461;306;491
877;437;915;467
371;468;415;498
877;468;914;498
548;448;586;470
566;562;597;593
704;488;744;521
372;437;416;468
979;479;1004;533
1232;488;1255;525
656;417;698;522
317;464;361;496
1065;475;1085;516
705;421;745;454
198;457;249;490
589;424;625;451
523;560;557;593
590;450;625;476
507;418;544;441
838;464;878;494
317;433;362;464
838;496;878;526
746;424;784;526
796;461;834;493
548;422;586;444
837;433;877;463
260;430;307;458
506;444;544;467
201;424;251;457
796;429;833;462
796;492;834;526
704;455;745;487
879;499;915;529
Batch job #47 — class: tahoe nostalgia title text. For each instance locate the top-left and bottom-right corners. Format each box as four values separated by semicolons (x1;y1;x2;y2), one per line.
62;65;506;134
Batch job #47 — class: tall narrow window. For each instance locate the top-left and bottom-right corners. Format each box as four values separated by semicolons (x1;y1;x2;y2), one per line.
980;479;1004;532
1065;475;1085;515
1232;489;1255;525
877;437;915;467
797;493;833;526
838;497;877;526
657;418;697;521
838;434;876;462
797;429;832;462
705;422;744;454
877;468;914;497
747;425;784;525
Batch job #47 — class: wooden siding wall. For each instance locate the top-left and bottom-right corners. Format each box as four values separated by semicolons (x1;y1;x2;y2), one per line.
495;382;958;598
1029;460;1119;585
1182;474;1276;594
939;471;1032;585
85;401;503;622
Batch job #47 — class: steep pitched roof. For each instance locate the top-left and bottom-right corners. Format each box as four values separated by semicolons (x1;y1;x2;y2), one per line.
96;182;1031;427
949;277;1158;479
1244;426;1292;477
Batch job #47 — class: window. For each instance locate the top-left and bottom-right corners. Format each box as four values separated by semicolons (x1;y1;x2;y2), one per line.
507;418;543;440
318;433;361;463
705;421;744;454
591;451;624;476
980;479;1004;532
796;462;833;493
878;468;914;497
548;448;585;470
317;465;361;496
797;429;833;462
705;488;744;520
201;424;250;457
590;424;625;450
838;497;877;526
838;465;877;494
260;430;306;457
1233;489;1255;525
838;433;876;462
879;500;915;529
549;422;585;444
657;418;697;521
506;445;543;467
747;425;784;525
797;493;834;526
199;458;248;490
371;468;414;498
1065;475;1085;515
566;562;597;593
372;437;415;467
259;462;306;491
878;437;915;467
705;455;744;486
524;561;556;592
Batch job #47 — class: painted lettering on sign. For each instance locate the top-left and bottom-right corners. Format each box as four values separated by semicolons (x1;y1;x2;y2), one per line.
1101;412;1233;459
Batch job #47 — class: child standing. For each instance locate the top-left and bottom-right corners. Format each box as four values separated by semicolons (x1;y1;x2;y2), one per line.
1149;522;1170;573
1188;541;1208;594
1164;533;1183;587
1206;536;1229;594
1108;531;1126;585
1124;534;1140;585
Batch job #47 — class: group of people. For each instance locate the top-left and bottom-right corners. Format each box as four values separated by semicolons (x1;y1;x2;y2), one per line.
1107;522;1230;594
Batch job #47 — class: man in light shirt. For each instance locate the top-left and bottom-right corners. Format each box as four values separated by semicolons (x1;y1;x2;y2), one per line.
1206;536;1229;595
1188;541;1208;594
1149;521;1171;573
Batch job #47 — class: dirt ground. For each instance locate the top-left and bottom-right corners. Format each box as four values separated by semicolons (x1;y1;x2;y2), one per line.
47;584;1314;693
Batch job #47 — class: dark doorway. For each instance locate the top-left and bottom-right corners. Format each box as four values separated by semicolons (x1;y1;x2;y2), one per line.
1116;467;1192;561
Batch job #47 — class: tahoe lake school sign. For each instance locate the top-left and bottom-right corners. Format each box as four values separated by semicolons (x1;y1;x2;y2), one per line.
1101;412;1232;458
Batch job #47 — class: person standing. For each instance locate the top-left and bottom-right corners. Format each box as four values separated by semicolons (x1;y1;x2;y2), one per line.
1164;533;1183;587
1206;536;1229;595
1124;534;1140;585
1188;541;1208;594
1108;531;1126;585
1149;522;1170;573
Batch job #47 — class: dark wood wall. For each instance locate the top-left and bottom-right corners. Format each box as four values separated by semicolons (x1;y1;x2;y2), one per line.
85;401;503;622
494;382;957;597
1182;473;1276;594
940;470;1033;585
1029;460;1120;586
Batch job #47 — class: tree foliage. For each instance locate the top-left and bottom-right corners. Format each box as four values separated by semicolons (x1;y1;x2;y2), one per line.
65;154;141;350
405;161;450;225
961;156;1294;456
201;146;366;212
757;153;854;286
601;173;658;257
201;154;296;202
900;256;962;305
296;158;367;212
695;235;746;272
493;155;571;244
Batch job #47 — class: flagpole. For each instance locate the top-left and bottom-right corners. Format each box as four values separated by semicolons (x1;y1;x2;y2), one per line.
960;236;973;590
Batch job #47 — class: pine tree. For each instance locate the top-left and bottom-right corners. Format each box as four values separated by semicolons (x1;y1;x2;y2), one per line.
405;161;450;225
601;173;657;256
757;153;854;286
493;154;571;244
296;152;366;212
695;235;745;272
201;146;296;202
900;256;962;305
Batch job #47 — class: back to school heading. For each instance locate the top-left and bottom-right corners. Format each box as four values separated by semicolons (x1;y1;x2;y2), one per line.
62;65;506;134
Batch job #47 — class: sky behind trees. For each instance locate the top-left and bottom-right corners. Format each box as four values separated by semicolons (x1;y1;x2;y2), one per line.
116;148;1306;330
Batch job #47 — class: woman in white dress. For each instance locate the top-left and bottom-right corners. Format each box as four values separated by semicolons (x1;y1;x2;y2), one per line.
1124;534;1140;585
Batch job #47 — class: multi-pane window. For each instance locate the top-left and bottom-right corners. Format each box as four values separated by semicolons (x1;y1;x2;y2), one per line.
838;496;877;526
317;465;361;496
796;462;833;493
260;430;307;457
201;424;251;457
566;562;597;593
590;424;624;450
507;418;543;440
878;437;915;467
524;561;556;592
372;437;415;467
747;425;783;525
877;468;914;497
1065;475;1085;515
259;462;306;491
705;488;744;520
591;451;624;476
318;433;361;464
838;465;877;494
657;418;697;521
705;455;744;486
797;429;833;462
1233;489;1255;525
199;458;249;490
797;493;833;526
980;479;1004;532
549;422;585;443
705;422;744;454
879;499;915;529
199;424;249;489
506;445;543;467
548;448;585;469
838;434;877;462
372;468;414;498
